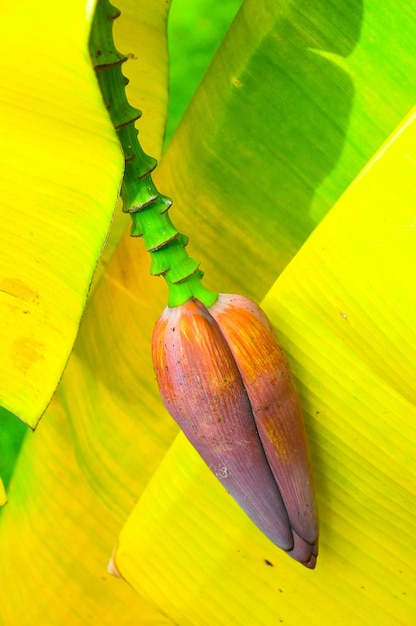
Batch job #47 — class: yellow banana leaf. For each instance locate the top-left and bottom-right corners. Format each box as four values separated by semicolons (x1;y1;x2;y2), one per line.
0;0;174;622
0;0;122;426
0;396;173;625
114;109;416;625
1;0;416;624
0;0;170;428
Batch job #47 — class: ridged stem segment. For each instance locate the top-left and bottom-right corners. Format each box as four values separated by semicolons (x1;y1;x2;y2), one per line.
89;0;217;307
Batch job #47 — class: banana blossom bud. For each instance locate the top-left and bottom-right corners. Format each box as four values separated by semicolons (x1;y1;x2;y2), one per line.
152;294;318;568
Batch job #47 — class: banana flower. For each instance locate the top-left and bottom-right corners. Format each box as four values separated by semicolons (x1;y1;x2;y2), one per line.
152;294;318;568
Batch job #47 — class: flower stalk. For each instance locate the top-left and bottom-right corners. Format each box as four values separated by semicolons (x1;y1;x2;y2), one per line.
89;0;217;308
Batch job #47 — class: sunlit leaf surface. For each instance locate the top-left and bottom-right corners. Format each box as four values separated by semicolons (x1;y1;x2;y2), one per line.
114;111;416;625
0;1;177;626
57;237;178;521
1;0;416;623
0;0;171;487
0;398;173;625
0;0;172;428
0;0;123;427
0;1;174;621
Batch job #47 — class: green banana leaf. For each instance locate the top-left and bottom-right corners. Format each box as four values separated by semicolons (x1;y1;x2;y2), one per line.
166;0;242;143
0;0;415;623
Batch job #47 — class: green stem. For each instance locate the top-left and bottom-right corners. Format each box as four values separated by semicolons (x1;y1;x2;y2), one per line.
89;0;218;308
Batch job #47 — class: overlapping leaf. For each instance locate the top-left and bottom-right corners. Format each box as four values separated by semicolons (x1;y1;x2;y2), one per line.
0;0;122;427
0;0;173;429
0;0;174;622
155;0;416;299
0;396;173;625
114;109;416;625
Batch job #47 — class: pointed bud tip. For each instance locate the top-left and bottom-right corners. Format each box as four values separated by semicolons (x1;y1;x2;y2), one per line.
303;553;317;569
288;532;318;569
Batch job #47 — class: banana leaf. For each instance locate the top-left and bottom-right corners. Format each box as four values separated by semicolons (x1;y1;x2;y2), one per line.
0;0;415;623
115;108;416;625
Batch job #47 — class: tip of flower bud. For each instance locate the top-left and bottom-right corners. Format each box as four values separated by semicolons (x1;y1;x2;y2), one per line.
304;554;317;570
288;531;319;569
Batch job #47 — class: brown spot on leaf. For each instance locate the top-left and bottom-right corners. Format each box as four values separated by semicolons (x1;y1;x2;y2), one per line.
13;336;45;374
231;77;243;88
